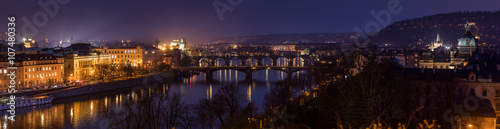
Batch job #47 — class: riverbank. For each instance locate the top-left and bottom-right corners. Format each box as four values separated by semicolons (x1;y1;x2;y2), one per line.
32;72;171;99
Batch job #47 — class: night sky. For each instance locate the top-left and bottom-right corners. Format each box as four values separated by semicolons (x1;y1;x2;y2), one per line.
0;0;499;44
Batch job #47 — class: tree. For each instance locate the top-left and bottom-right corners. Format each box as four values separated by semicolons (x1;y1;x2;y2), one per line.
121;60;135;78
193;85;256;128
313;47;419;128
102;89;189;129
95;64;114;82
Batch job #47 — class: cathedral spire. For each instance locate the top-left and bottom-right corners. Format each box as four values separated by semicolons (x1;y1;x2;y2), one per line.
436;33;441;42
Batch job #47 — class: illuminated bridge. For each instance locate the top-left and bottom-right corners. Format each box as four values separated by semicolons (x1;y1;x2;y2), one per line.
192;54;322;67
171;66;321;81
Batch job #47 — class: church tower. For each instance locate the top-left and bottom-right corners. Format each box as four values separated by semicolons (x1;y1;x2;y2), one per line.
154;37;161;48
429;33;443;51
179;37;187;51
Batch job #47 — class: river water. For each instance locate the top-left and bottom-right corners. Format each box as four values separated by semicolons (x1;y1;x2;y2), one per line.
0;66;310;129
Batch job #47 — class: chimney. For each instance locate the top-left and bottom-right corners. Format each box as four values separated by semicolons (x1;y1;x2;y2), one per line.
433;68;435;74
454;67;457;73
476;64;480;71
421;67;424;73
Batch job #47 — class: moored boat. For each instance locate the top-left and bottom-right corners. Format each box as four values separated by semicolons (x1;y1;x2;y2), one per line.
0;96;53;110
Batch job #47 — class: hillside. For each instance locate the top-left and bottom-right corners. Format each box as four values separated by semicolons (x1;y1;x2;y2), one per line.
208;11;500;46
374;11;500;46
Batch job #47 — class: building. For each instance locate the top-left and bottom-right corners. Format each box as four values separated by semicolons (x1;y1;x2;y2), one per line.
170;38;187;51
142;47;162;68
270;45;296;52
64;52;111;82
419;48;452;69
419;22;478;69
99;46;144;67
429;34;443;51
452;96;496;129
22;35;37;49
456;21;478;57
405;63;500;128
0;54;64;91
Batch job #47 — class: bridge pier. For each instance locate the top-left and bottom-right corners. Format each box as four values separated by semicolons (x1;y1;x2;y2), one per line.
171;70;177;81
205;69;213;82
225;59;231;66
286;69;292;79
245;68;252;82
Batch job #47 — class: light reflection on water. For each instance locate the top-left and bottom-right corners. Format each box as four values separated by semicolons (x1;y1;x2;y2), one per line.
0;59;311;128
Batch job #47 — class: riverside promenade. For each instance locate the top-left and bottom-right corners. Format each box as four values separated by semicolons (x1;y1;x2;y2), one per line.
27;72;171;99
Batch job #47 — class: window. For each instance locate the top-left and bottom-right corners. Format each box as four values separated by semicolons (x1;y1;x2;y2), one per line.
483;90;488;97
458;88;463;96
470;89;476;96
496;90;500;97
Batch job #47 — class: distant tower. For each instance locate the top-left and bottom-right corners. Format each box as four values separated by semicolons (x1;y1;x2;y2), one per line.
179;37;187;51
127;37;131;43
429;33;443;51
45;37;49;43
70;34;74;44
154;37;161;48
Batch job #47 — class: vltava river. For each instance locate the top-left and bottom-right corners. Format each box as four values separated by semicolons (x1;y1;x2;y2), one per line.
0;69;309;129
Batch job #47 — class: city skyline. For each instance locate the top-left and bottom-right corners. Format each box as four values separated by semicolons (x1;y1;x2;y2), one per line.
0;0;499;44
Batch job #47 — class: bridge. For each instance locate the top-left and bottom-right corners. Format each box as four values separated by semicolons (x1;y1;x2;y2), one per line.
192;53;324;67
171;66;320;81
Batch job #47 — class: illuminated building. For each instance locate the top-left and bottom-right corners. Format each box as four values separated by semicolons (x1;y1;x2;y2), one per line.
142;47;162;68
418;47;452;69
270;45;296;52
64;52;111;82
179;37;187;51
0;54;64;91
100;46;144;67
170;40;179;48
420;21;479;69
170;37;187;51
429;34;443;51
22;35;37;48
456;21;478;56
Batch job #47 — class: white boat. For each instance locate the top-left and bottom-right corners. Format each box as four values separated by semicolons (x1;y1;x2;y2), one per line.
0;96;53;110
